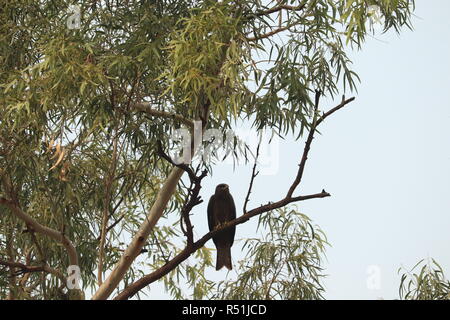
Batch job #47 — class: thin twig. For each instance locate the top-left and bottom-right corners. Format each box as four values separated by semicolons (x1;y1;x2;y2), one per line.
156;140;199;182
287;93;355;198
243;138;261;213
246;21;300;42
98;127;120;286
96;213;126;242
286;90;322;198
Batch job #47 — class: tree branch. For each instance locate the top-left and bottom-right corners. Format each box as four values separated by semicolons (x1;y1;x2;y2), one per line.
0;198;79;267
5;231;16;300
158;142;207;246
180;168;208;246
93;35;241;300
287;94;355;198
156;140;199;183
92;119;205;300
243;139;261;213
98;127;119;286
96;213;125;242
317;95;356;127
246;21;300;42
0;259;66;285
133;102;194;129
286;90;322;198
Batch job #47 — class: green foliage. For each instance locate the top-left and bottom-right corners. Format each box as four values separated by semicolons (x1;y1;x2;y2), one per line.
164;1;250;122
399;259;450;300
0;0;193;299
162;246;216;300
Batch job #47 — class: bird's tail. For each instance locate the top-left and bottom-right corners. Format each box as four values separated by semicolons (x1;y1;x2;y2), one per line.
216;246;232;271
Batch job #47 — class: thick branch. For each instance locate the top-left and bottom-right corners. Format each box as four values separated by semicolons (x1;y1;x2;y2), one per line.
0;198;78;267
133;103;194;129
91;166;184;300
93;111;205;300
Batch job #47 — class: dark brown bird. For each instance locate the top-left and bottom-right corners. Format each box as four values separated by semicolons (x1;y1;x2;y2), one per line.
207;183;236;270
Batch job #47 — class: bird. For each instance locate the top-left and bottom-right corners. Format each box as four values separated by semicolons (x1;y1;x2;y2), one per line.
207;183;236;270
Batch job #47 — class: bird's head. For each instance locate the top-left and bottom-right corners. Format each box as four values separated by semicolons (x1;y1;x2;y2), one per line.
215;183;229;195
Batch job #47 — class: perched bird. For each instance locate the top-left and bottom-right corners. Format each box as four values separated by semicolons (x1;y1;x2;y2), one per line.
207;183;236;270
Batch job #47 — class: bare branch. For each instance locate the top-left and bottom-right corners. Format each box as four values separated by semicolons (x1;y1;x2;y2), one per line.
156;141;199;182
286;90;322;198
180;167;208;246
158;142;208;245
287;94;355;198
243;139;261;213
317;95;356;127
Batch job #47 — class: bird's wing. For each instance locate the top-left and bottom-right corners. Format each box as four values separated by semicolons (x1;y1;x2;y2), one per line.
227;194;237;242
207;195;216;232
229;194;236;220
